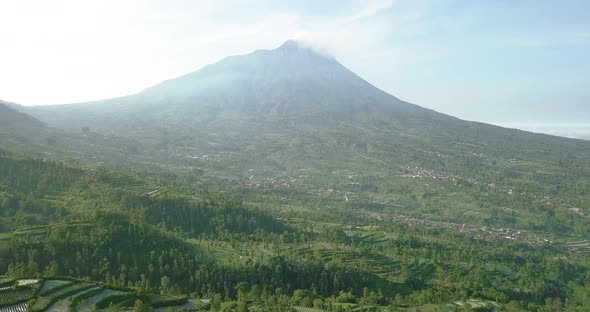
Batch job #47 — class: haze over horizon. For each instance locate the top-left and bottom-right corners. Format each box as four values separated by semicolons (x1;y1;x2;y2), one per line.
1;0;588;138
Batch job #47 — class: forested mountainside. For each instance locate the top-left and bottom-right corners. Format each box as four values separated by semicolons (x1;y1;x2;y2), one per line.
1;149;590;311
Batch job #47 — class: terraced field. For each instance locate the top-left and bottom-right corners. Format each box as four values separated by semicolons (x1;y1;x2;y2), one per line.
0;277;195;312
0;279;40;312
0;288;36;307
152;299;197;312
39;280;73;296
567;240;590;255
43;282;94;302
0;302;27;312
294;307;325;312
30;281;95;312
0;224;94;247
74;289;128;312
291;246;402;281
45;300;68;312
0;279;13;288
98;172;146;191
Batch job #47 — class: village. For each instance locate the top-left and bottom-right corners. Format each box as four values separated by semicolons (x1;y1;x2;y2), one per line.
368;211;547;245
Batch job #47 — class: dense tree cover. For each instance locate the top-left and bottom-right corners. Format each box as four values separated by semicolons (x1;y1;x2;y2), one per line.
0;219;396;306
0;151;283;236
1;150;590;311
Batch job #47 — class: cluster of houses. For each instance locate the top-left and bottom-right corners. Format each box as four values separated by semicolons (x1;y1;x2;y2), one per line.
371;211;544;245
401;165;463;182
239;176;299;189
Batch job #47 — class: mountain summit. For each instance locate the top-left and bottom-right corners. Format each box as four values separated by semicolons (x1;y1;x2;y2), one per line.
272;39;333;60
29;40;440;130
137;39;424;121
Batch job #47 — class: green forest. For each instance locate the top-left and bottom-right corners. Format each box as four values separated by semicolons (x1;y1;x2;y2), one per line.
1;148;589;311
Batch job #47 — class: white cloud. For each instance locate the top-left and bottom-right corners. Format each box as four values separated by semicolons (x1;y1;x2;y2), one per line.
342;0;395;23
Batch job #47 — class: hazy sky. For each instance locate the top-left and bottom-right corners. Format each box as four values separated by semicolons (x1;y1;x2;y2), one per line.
1;0;589;125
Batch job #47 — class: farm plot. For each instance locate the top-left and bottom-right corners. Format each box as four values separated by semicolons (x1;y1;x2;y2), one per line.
68;286;103;311
45;300;68;312
0;302;27;312
0;288;36;307
30;282;94;312
567;240;590;255
291;246;402;281
154;300;198;312
44;283;94;302
75;289;128;312
452;299;499;311
99;172;146;191
39;280;73;296
0;279;13;288
42;287;102;312
294;307;325;312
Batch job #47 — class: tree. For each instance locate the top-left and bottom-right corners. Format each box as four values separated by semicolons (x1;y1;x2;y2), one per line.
251;284;262;302
236;299;249;312
235;281;249;300
133;299;149;312
44;260;59;276
160;276;171;294
211;294;223;311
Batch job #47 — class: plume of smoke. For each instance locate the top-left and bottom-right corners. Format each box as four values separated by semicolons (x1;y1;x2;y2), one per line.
288;31;335;58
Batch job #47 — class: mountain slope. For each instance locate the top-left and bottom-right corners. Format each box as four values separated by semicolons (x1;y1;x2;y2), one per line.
0;101;45;133
137;40;433;119
26;40;449;130
17;40;590;239
22;41;585;150
22;40;590;171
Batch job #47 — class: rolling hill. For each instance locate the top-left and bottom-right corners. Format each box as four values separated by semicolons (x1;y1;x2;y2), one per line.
0;101;45;134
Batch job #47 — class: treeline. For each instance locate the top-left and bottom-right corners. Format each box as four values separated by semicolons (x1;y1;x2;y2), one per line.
0;150;285;236
0;220;396;302
0;152;84;194
113;193;285;236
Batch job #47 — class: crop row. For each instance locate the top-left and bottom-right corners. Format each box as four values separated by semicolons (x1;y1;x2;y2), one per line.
30;282;95;312
0;289;35;308
38;280;73;296
75;289;129;312
0;302;27;312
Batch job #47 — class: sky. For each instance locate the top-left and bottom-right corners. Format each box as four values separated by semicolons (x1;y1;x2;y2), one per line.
0;0;589;131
